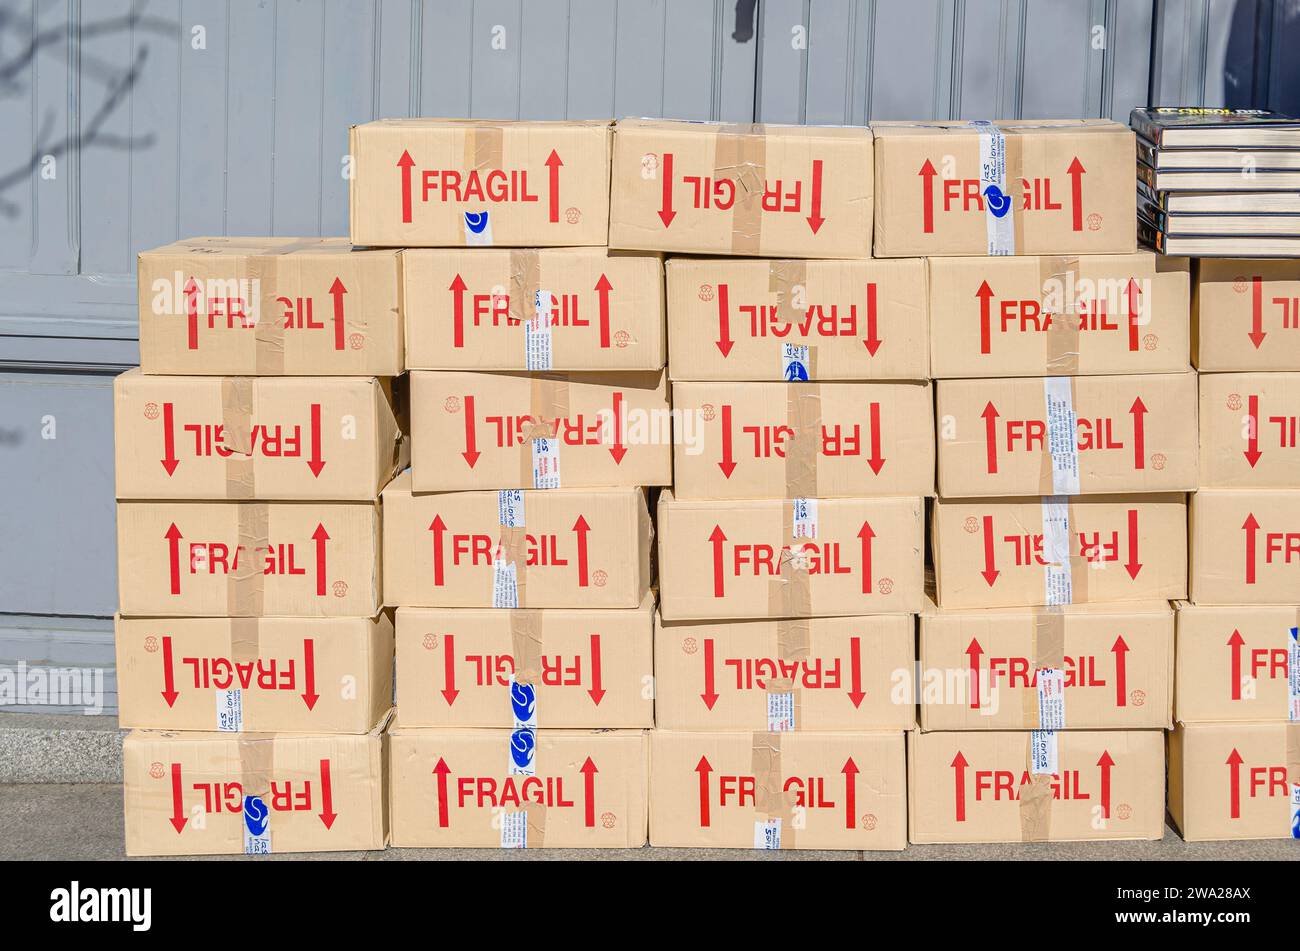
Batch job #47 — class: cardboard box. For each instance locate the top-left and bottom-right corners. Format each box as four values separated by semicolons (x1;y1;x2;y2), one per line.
388;726;648;848
919;599;1173;731
649;730;906;850
410;370;671;492
1193;259;1300;371
116;500;381;617
402;247;665;371
654;613;916;731
928;253;1191;378
672;381;934;500
1199;372;1300;488
664;257;929;381
349;119;610;247
908;729;1165;844
935;372;1198;498
1191;489;1300;605
657;491;924;620
382;471;651;609
1169;721;1300;841
872;119;1137;257
123;716;389;856
137;238;402;376
115;614;393;733
114;370;404;501
609;119;873;258
394;595;655;728
932;494;1188;610
1174;602;1299;722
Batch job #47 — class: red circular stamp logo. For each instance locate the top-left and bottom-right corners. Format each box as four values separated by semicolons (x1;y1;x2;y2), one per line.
698;284;715;302
877;578;894;595
614;330;631;349
592;569;608;588
1117;803;1133;820
565;207;581;225
423;633;438;651
963;516;979;534
1130;689;1146;707
1151;453;1166;471
149;762;165;780
682;637;698;655
444;396;462;414
700;403;717;422
332;580;348;598
1233;277;1248;293
601;812;617;830
1143;333;1158;351
1086;213;1102;231
143;636;159;653
349;332;365;350
862;814;878;831
143;402;160;420
641;153;659;175
1226;393;1242;411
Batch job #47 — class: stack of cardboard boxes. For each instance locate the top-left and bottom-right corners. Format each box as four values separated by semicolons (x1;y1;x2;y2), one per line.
115;238;405;854
1171;261;1300;841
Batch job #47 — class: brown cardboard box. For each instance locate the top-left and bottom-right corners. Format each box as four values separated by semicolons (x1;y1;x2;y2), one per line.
123;716;389;856
114;370;404;501
410;370;671;492
672;381;934;500
654;613;915;731
115;614;393;733
394;595;655;728
928;253;1191;378
1199;372;1300;488
935;373;1198;498
1191;489;1300;605
649;730;906;850
1169;721;1300;841
665;257;929;381
1174;602;1299;722
388;725;648;848
1193;259;1300;371
932;494;1188;610
402;247;665;371
657;491;924;620
872;119;1137;257
919;599;1173;731
382;471;651;609
349;119;610;247
908;729;1165;844
117;500;381;617
609;119;873;258
137;238;402;376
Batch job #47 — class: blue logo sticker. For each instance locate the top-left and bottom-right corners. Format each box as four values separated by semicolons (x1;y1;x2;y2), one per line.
509;728;536;770
983;185;1011;218
784;361;809;382
510;680;537;724
464;211;490;234
243;795;269;837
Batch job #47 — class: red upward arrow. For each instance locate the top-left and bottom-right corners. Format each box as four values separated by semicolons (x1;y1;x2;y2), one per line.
1067;157;1086;232
545;149;563;224
595;273;613;349
433;758;451;828
588;634;605;706
718;404;737;478
981;515;999;587
965;638;984;709
857;521;875;595
301;638;319;710
329;277;347;351
715;283;734;357
658;152;676;227
975;280;995;355
312;523;329;597
430;515;447;586
608;391;627;464
696;755;713;827
461;394;480;468
307;403;325;477
847;636;866;708
1129;397;1147;470
318;759;337;829
709;525;727;598
441;633;458;706
165;523;183;596
1226;748;1244;818
805;159;825;234
170;763;187;833
951;751;969;822
573;516;591;587
1125;509;1142;580
863;282;882;355
580;757;598;827
919;159;938;234
1243;513;1260;584
160;635;179;707
841;757;859;830
1228;629;1245;701
867;402;885;475
1245;395;1262;467
981;401;1000;474
1111;636;1129;708
1097;750;1114;819
185;278;200;351
1249;277;1267;349
398;150;415;223
160;402;179;476
449;274;468;349
701;637;719;710
1125;278;1141;352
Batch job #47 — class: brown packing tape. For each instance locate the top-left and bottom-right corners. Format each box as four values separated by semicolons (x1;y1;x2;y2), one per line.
769;261;817;376
249;236;325;374
227;503;269;617
1021;609;1067;726
768;500;814;619
509;250;541;338
464;126;505;249
236;734;275;825
751;730;794;849
220;377;256;499
497;525;528;608
1040;256;1082;374
1066;500;1089;604
714;125;766;255
1018;755;1055;843
784;384;821;499
519;376;572;486
230;617;261;666
770;619;811;729
509;609;544;688
1005;133;1026;254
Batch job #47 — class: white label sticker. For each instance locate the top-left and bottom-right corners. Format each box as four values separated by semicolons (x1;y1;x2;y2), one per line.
216;688;243;732
1029;730;1059;775
1289;627;1299;722
767;692;796;732
781;343;811;381
242;796;272;855
525;290;554;371
754;818;782;850
970;120;1015;255
500;809;528;849
1041;496;1074;606
1036;668;1066;730
1043;376;1081;495
498;489;525;528
464;211;494;246
791;497;818;539
1291;784;1299;839
531;437;561;489
492;556;519;608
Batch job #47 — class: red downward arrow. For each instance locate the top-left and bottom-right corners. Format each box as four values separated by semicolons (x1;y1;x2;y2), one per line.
867;402;885;475
307;403;325;478
1228;629;1245;701
1245;395;1262;468
329;277;347;351
185;278;200;351
595;273;613;349
1111;636;1129;708
658;152;676;227
312;523;329;597
545;149;563;224
1226;748;1244;818
1125;278;1141;352
857;521;875;595
919;159;938;234
461;394;480;468
160;635;179;707
165;523;183;595
301;638;319;710
170;763;187;833
1067;157;1085;232
981;515;999;587
951;751;969;822
718;404;737;478
398;150;415;223
608;391;627;464
1129;397;1147;470
573;516;591;587
965;638;983;709
841;757;859;830
430;515;447;586
696;755;713;827
701;638;719;710
433;758;451;828
981;402;1000;474
715;283;734;357
863;282;881;355
1243;513;1260;584
1249;277;1267;349
1097;750;1114;819
580;757;598;827
449;274;468;349
1125;509;1142;580
318;759;337;829
588;634;605;706
975;281;995;355
806;159;825;234
441;633;458;706
160;402;179;476
709;525;727;598
847;636;866;708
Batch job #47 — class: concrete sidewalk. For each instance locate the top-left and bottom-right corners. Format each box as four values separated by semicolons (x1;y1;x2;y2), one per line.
1;783;1293;860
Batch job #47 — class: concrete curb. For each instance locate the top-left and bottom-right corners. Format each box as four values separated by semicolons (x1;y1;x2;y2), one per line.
0;713;123;783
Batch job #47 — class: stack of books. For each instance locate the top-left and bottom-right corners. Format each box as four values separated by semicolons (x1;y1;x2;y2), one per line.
1131;106;1300;256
